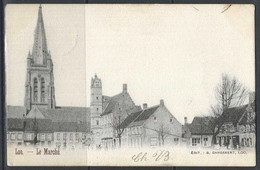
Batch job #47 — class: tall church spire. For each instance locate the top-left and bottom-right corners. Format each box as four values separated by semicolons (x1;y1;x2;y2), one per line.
32;5;49;65
25;5;56;111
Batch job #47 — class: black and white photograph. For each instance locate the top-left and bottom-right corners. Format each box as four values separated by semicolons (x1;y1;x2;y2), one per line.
5;4;255;166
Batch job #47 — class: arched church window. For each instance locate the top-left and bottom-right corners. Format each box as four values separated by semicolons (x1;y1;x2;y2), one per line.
41;78;45;102
33;78;38;102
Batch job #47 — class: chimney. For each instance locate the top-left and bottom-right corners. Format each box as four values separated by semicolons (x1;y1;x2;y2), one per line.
184;117;187;125
160;99;164;106
123;84;127;93
249;92;255;104
143;103;148;109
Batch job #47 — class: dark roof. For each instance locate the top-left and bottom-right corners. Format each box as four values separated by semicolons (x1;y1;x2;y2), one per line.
187;116;215;135
250;100;255;111
23;119;53;132
101;93;123;116
6;106;26;119
134;106;159;122
123;105;160;128
220;104;248;125
52;121;90;132
238;101;255;125
119;110;143;129
7;118;24;131
6;105;91;132
38;107;90;123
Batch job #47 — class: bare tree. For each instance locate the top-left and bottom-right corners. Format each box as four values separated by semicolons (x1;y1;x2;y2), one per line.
215;73;248;109
111;115;125;148
210;73;249;145
157;124;171;146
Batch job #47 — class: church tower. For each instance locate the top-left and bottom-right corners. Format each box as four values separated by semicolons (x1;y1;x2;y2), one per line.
90;74;103;135
24;5;56;111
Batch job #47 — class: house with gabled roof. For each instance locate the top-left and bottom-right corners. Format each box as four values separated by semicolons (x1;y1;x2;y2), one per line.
216;92;255;149
119;100;182;148
182;116;215;147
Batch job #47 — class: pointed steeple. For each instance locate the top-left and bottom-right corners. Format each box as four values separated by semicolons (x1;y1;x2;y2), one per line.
25;5;56;111
32;5;49;65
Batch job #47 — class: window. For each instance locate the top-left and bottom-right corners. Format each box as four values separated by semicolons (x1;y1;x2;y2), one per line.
33;78;38;102
150;137;158;146
96;97;98;100
47;134;52;141
96;120;99;125
41;134;45;141
174;138;179;145
154;117;157;121
70;133;73;140
41;78;45;102
7;133;9;140
192;138;200;146
138;127;141;134
57;133;60;140
10;133;16;140
75;133;79;140
17;133;23;140
203;137;208;146
63;133;67;140
170;118;173;122
97;108;99;111
132;128;135;134
27;133;32;140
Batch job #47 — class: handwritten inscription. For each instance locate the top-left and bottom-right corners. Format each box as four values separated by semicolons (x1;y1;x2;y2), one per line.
132;150;170;162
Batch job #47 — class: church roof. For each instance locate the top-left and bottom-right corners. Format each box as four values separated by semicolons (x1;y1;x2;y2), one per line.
52;121;89;132
6;106;26;119
7;118;24;131
6;105;91;132
38;107;90;123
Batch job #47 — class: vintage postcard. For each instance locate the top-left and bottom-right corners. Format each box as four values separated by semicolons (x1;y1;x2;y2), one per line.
5;4;255;166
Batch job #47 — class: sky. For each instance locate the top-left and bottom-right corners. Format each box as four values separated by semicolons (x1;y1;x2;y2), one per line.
6;5;255;124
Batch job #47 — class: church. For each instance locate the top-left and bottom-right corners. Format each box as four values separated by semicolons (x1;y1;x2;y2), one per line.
6;5;142;149
6;5;183;149
6;5;90;148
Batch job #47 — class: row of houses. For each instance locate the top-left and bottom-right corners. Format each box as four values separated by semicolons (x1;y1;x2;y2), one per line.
7;90;255;150
7;106;90;149
183;93;256;149
6;5;256;150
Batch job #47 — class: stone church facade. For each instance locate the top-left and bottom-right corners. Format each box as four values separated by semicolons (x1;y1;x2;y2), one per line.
24;5;56;111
